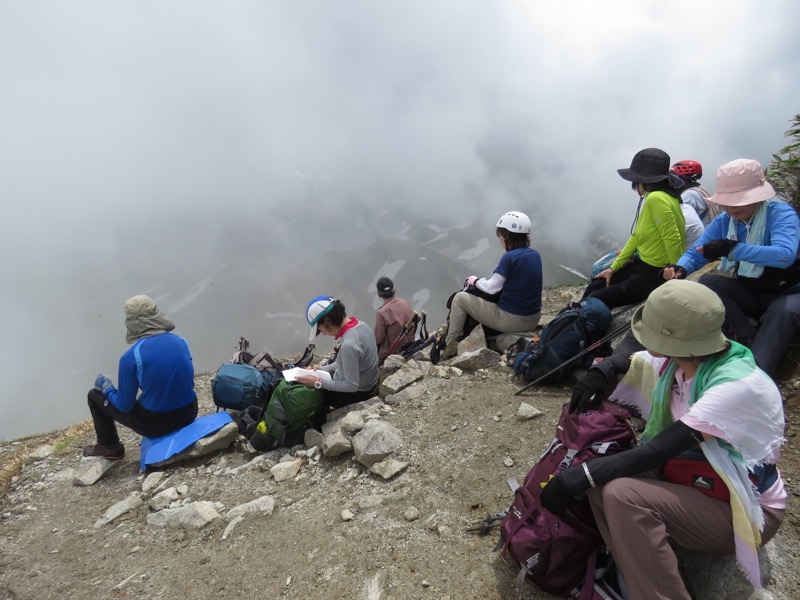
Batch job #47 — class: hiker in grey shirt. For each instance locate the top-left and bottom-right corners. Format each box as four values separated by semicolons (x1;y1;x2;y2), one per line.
297;296;379;409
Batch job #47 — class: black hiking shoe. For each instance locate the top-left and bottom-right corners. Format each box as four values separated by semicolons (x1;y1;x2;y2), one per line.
82;442;125;461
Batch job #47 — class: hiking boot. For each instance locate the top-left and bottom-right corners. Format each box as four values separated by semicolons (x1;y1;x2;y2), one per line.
441;341;459;360
82;442;125;461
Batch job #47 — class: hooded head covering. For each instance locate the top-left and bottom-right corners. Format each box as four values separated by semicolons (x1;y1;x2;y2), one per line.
124;295;175;344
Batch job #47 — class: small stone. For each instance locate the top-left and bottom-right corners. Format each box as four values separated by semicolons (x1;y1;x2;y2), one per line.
492;416;500;422
421;580;431;588
403;506;421;521
503;456;514;467
341;509;354;522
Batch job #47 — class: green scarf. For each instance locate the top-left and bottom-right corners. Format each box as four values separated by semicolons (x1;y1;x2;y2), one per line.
641;341;755;446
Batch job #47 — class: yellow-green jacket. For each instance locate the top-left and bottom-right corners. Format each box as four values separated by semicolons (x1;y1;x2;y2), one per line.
611;191;685;271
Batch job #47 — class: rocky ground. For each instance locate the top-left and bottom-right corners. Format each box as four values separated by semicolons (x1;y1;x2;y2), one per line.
1;285;800;600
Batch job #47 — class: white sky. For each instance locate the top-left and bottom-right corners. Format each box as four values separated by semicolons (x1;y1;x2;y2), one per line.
0;0;798;438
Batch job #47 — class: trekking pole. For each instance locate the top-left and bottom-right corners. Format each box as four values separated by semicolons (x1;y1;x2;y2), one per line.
378;310;426;366
513;321;632;396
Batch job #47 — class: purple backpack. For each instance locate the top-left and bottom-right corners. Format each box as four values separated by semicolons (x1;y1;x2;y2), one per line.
498;402;635;599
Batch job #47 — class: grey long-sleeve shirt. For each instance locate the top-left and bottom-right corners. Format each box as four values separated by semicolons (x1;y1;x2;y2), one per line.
318;320;379;393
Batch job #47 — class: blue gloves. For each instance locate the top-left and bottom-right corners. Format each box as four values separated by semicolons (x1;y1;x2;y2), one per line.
94;374;114;392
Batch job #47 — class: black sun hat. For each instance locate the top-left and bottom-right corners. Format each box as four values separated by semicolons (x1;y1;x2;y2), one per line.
617;148;671;183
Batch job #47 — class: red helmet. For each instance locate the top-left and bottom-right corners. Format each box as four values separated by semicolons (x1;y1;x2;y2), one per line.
671;160;703;181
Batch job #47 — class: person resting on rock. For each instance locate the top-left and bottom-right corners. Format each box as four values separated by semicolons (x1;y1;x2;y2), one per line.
442;210;542;359
543;280;787;600
84;295;198;460
663;158;800;377
296;296;379;411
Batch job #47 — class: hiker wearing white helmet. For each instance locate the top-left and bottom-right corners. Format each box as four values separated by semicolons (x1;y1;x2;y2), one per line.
663;158;800;376
583;148;686;309
442;211;542;359
296;296;379;410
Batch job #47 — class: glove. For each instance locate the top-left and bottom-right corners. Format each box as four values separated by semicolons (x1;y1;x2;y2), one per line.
539;475;572;519
464;275;479;289
699;239;738;262
94;374;113;392
661;264;687;280
569;369;610;414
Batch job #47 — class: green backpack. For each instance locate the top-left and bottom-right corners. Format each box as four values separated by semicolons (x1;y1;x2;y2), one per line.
247;380;324;451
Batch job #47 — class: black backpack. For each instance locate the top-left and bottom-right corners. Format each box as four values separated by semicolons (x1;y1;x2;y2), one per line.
510;298;612;384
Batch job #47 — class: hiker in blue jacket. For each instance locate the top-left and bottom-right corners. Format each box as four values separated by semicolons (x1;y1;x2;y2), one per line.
84;295;198;460
663;158;800;376
442;211;542;359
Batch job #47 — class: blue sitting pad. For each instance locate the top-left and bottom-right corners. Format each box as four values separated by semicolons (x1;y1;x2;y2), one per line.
140;412;234;472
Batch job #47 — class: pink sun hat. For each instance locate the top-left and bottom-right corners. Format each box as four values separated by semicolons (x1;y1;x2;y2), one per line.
708;158;776;207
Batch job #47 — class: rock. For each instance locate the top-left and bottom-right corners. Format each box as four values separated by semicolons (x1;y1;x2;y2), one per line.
517;403;544;420
271;458;302;482
304;428;324;449
458;325;487;355
73;457;116;486
352;421;403;468
503;457;514;467
24;445;54;465
370;457;409;480
379;363;427;397
449;367;463;377
145;500;220;529
450;348;501;371
94;493;143;528
322;429;353;457
147;422;239;468
403;506;421;521
384;384;425;406
380;355;406;377
340;412;366;435
359;572;386;600
221;515;245;541
493;333;531;354
149;487;179;511
341;509;354;521
141;472;165;494
327;397;383;423
227;495;276;519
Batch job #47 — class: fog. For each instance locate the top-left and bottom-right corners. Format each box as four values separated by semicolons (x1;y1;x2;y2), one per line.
1;1;798;439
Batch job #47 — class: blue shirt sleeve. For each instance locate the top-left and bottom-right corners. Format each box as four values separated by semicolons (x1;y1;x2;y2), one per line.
104;344;140;413
731;203;799;268
494;251;512;278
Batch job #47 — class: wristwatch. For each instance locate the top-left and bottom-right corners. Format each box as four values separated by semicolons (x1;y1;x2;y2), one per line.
314;378;323;390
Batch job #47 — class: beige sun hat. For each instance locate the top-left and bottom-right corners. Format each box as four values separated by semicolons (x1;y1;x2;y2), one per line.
631;280;727;357
707;158;775;207
124;295;175;344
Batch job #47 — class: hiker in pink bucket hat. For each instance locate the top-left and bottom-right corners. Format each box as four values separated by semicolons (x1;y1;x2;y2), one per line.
663;158;800;376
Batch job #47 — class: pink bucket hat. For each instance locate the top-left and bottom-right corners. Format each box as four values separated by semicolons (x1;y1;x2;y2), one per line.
708;158;775;207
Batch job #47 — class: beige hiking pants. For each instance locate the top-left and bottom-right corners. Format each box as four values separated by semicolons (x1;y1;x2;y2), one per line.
445;291;540;345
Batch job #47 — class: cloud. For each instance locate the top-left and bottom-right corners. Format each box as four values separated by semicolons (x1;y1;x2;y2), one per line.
1;0;798;438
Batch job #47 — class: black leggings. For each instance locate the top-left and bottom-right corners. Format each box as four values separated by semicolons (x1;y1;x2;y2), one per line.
87;388;198;446
582;257;665;309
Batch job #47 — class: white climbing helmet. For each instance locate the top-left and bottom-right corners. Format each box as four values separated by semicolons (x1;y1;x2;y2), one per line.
306;295;335;341
496;211;531;234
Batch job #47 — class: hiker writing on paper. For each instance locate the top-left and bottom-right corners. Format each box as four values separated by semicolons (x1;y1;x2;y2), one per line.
84;295;198;461
296;296;379;411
